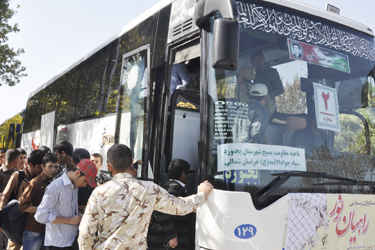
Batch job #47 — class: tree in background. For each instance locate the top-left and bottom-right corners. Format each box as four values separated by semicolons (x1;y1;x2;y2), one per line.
275;78;307;114
0;0;26;86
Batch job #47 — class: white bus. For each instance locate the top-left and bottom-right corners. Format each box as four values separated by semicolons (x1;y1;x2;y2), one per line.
21;0;375;249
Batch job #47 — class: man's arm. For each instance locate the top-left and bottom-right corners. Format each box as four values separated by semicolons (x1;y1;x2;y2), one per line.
0;171;19;209
34;186;81;225
151;183;182;248
78;189;100;250
52;216;81;225
19;182;37;213
34;185;59;224
153;181;212;215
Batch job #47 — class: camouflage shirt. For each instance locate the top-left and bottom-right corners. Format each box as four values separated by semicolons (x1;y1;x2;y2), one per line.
78;172;205;250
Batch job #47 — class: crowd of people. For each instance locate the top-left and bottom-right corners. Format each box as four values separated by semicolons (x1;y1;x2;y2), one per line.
0;142;213;250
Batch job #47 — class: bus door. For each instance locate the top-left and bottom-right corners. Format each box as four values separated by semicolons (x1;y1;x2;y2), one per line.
160;40;201;189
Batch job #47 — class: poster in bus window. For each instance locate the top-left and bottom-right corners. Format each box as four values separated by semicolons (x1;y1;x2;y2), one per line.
313;83;341;133
288;39;350;74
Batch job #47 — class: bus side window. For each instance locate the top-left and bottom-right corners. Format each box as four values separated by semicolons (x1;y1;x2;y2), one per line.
117;47;150;178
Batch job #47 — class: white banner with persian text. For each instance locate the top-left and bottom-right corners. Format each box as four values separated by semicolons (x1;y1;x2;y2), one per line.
217;143;306;172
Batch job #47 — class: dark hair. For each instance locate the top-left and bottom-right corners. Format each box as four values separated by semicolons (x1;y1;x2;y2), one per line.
6;149;20;164
168;159;190;179
53;141;73;156
92;153;103;163
28;149;45;166
66;162;78;172
72;148;90;165
0;149;6;154
107;144;132;171
39;145;51;154
17;148;27;155
42;153;57;165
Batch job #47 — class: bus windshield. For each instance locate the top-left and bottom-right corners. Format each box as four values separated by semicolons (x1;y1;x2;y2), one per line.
206;0;375;204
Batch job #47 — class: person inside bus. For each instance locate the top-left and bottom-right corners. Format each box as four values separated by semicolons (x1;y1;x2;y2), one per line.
246;83;307;145
170;63;192;97
147;159;195;250
246;83;272;144
237;50;284;107
237;52;307;145
252;50;284;99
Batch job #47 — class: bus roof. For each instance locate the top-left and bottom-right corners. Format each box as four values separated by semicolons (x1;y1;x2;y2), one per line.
28;0;373;99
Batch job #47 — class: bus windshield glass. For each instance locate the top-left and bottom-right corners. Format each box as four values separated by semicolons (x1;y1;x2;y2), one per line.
206;0;375;200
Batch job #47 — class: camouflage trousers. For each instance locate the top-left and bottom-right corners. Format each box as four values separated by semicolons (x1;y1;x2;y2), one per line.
0;230;8;249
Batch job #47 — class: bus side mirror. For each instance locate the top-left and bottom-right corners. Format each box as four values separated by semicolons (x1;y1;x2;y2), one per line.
212;18;239;70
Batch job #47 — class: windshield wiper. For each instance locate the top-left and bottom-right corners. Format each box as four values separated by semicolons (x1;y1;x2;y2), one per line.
273;170;356;181
255;171;375;208
273;171;375;186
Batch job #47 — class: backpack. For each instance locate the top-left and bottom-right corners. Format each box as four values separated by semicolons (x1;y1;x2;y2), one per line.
0;199;26;245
